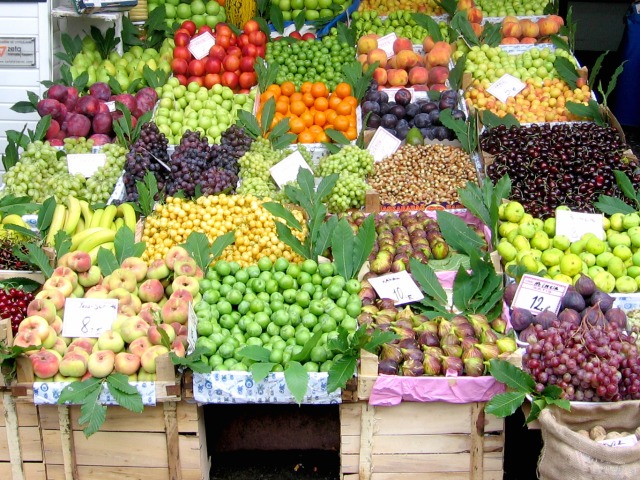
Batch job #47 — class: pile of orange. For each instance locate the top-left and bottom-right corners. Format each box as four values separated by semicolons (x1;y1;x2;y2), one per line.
258;81;358;144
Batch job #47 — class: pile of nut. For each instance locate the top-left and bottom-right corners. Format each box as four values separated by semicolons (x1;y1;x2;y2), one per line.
577;425;640;442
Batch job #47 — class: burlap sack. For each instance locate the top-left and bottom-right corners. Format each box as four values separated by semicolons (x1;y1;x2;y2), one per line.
538;401;640;480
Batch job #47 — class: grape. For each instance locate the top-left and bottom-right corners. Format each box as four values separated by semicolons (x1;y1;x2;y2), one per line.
317;145;374;178
237;137;292;198
324;173;368;213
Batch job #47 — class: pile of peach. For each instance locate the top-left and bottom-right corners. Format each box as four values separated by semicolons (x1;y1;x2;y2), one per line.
498;15;565;44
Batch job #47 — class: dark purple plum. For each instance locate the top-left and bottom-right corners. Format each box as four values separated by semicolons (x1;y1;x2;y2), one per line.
367;113;381;128
405;103;420;118
362;100;381;115
394;88;412;106
420;102;438;114
413;113;431;129
389;104;406;119
381;114;398;129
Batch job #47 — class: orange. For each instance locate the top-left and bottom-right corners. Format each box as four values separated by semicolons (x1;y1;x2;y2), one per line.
290;100;306;117
328;94;342;110
280;81;296;97
335;101;352;116
276;100;289;115
298;130;315;143
314;131;329;143
300;111;314;128
308;124;323;134
326;110;338;124
290;92;303;103
345;127;357;141
343;95;358;108
300;81;313;94
260;91;277;103
314;97;329;111
311;82;328;98
266;84;281;96
314;111;327;126
302;92;315;108
333;115;350;132
335;82;352;99
289;117;305;134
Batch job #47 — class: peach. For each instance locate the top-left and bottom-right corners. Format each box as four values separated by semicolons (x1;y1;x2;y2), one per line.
503;16;519;24
367;48;387;68
387;56;398;69
457;0;475;11
428;66;449;86
520;37;537;44
387;69;409;87
357;34;378;55
408;66;428;85
520;19;540;38
467;7;483;24
430;83;448;92
426;42;452;67
358;53;368;66
372;67;388;85
548;15;565;28
538;17;560;36
500;37;520;45
502;21;522;39
393;37;413;54
422;35;436;54
471;23;483;37
395;50;419;69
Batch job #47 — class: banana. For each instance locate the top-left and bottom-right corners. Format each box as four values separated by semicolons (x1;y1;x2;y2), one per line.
99;205;118;229
77;228;116;253
63;196;82;235
76;218;85;233
89;208;104;229
1;214;29;228
79;200;93;227
89;242;114;264
70;227;109;251
46;204;67;245
114;218;124;231
117;202;137;232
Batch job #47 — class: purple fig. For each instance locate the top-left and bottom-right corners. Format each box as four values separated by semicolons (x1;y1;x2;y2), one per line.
476;343;500;361
374;314;394;326
561;290;586;312
557;308;581;327
358;312;374;325
391;326;415;341
583;303;606;327
453;322;476;338
391;258;408;273
451;315;470;326
441;333;460;346
411;314;430;327
415;321;438;335
430;240;449;260
418;331;440;347
462;347;483;361
574;274;596;297
518;324;538;344
441;356;464;376
605;308;627;330
480;329;499;344
402;348;425;363
422;346;444;357
359;287;377;305
590;290;614;312
394;319;414;330
395;306;414;322
534;310;557;329
378;359;399;375
511;307;534;331
398;338;419;350
463;357;486;377
402;358;425;376
497;337;517;353
468;314;491;336
490;317;507;334
503;283;517;307
438;318;453;338
443;344;463;357
460;336;480;350
362;305;379;315
370;257;392;274
423;355;442;376
380;343;402;363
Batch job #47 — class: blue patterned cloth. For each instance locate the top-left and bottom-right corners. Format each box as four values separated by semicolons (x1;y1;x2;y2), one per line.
32;381;157;405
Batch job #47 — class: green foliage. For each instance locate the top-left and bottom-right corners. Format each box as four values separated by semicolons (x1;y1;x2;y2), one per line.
180;230;236;271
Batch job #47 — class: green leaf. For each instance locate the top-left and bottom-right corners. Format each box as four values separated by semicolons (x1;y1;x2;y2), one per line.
488;358;535;393
554;57;578;89
135;171;159;217
79;388;107;437
411;13;443;42
180;231;213;271
336;22;357;46
97;247;119;276
546;398;571;411
271;132;297;150
332;218;355;280
293;10;306;32
450;11;479;47
54;230;72;259
550;34;570;53
106;373;144;413
526;398;546;423
269;117;291;143
325;129;350;145
363;329;398;353
57;377;103;405
10;101;37;114
409;258;448;306
312;216;338;261
436;211;485;258
327;355;357;393
260;97;276;137
284;361;309;404
274;221;308;259
292;329;324;362
114;227;139;264
352;215;375;280
439;108;476;153
262;202;303;231
604;61;626;101
452;266;474;312
237;110;262;140
210;230;236;261
589;51;608;88
73;71;89;93
594;195;636;215
485;391;527;418
481;110;520;129
480;22;502;47
327;327;350;353
428;253;471;272
0;277;42;292
169;349;212;373
270;4;285;33
541;384;563;399
3;224;37;240
23;243;53;278
566;99;604;125
239;345;271;362
250;362;276;382
612;170;638;205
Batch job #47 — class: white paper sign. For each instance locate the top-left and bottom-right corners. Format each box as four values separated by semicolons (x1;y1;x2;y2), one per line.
367;127;402;163
555;210;605;243
188;31;215;60
105;101;116;112
512;274;570;315
187;302;197;355
368;271;424;305
598;435;638;448
377;33;398;58
67;153;107;178
486;74;526;103
381;87;415;102
269;150;314;189
61;298;118;338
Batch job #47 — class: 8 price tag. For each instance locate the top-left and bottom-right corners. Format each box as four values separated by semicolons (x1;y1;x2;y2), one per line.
511;274;569;315
62;298;118;338
67;153;107;178
368;271;424;305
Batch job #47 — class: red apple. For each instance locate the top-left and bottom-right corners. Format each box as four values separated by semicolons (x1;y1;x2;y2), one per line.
171;58;188;76
237;33;250;48
175;74;188;86
256;45;266;58
216;34;231;49
174;31;191;48
239;71;257;89
227;45;242;58
188;59;206;77
289;31;303;40
302;32;316;41
244;19;260;34
216;23;232;37
221;71;239;90
205;57;222;74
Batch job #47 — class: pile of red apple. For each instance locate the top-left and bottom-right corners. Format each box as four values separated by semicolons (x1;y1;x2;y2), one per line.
13;246;201;382
358;35;452;91
38;82;158;146
170;19;267;91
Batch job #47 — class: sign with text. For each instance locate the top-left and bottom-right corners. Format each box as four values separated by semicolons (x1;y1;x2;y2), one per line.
555;210;605;243
367;127;401;163
187;302;197;354
368;271;424;305
188;31;215;60
487;74;526;103
62;298;118;338
512;274;569;315
0;37;36;67
598;435;638;448
270;150;314;189
67;153;107;178
377;33;398;58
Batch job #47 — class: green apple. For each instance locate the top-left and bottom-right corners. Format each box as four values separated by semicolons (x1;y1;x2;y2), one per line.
206;0;221;14
553;273;573;285
623;213;640;230
553;235;571;252
569;239;587;255
541;248;563;267
519;254;540;273
627;265;640;278
588;265;605;277
607;256;626;278
498;222;518;238
176;3;191;18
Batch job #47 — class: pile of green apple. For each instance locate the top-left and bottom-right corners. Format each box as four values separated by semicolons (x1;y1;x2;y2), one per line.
352;10;449;45
70;39;174;92
194;257;361;372
474;0;551;17
272;0;351;21
12;246;203;382
148;0;226;29
497;201;640;293
154;77;256;144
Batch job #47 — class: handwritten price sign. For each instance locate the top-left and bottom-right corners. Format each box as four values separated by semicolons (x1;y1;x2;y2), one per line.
555;210;604;243
368;271;424;305
511;274;569;315
487;74;526;103
62;298;118;338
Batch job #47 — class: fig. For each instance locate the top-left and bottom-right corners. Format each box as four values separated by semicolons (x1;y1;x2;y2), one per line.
583;304;606;327
453;322;475;338
590;290;614;312
519;324;538;344
497;337;517;353
391;326;415;341
394;319;413;330
557;308;581;327
480;329;499;344
377;298;397;310
460;336;479;350
401;358;425;376
443;344;463;357
462;347;483;361
361;305;379;315
422;346;444;357
463;357;485;377
415;321;438;335
441;356;464;376
370;256;392;274
418;331;440;347
380;343;402;363
476;343;500;361
575;274;597;297
398;338;419;350
605;308;627;330
437;318;453;338
402;348;424;363
423;354;442;376
430;240;449;259
357;312;374;326
511;307;534;331
378;359;399;375
411;314;430;328
561;290;586;312
391;258;408;272
440;333;460;346
491;317;507;334
468;314;490;336
374;314;394;326
534;309;557;329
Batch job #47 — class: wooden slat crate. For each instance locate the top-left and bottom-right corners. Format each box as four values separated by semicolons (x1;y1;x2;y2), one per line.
0;319;11;389
38;400;210;480
340;401;504;480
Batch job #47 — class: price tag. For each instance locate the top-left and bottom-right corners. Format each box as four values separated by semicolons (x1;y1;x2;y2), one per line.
187;302;197;355
367;127;402;163
598;435;638;448
368;271;424;305
269;150;314;189
377;33;398;58
381;87;415;102
188;31;215;60
555;210;605;243
105;101;116;112
511;274;569;315
67;153;107;178
62;298;118;338
486;74;526;103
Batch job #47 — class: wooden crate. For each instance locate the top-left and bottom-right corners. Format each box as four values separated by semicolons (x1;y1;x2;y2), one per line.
38;400;210;480
340;401;504;480
0;319;11;389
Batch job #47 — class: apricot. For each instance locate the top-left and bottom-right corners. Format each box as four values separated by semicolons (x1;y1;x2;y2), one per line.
500;37;520;45
357;35;379;55
520;37;537;44
502;21;522;39
372;67;388;86
538;17;560;36
520;19;539;38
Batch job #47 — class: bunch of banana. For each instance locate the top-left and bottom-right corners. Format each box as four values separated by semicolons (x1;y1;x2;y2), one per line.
0;214;32;241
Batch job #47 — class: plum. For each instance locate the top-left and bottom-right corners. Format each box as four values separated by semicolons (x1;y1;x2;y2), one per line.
361;100;380;115
394;88;412;106
413;113;431;129
112;93;137;114
364;89;381;103
75;95;100;117
37;99;63;119
451;108;466;121
404;103;420;118
395;119;410;140
379;102;392;115
53;103;68;122
367;113;381;128
88;133;111;146
379;91;389;103
428;110;441;125
46;84;68;103
381;114;398;129
389;104;405;119
45;119;60;140
62;113;91;137
88;82;112;101
420;101;438;114
136;86;158;104
92;112;113;135
64;87;79;111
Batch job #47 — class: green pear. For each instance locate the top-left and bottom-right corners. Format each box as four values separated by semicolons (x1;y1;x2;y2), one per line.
593;271;616;292
498;203;506;220
498;221;519;239
623;213;640;230
616;275;638;293
512;235;531;252
613;245;633;261
579;252;596;267
633;250;640;267
532;218;544;230
610;213;625;231
519;254;540;273
543;217;556;236
597;251;615;268
559;253;583;277
569;238;587;255
553;273;573;285
553;235;571;251
607;256;627;278
609;233;632;248
541;248;564;267
519;213;534;225
588;265;605;277
530;231;550;250
627;265;640;278
518;223;536;239
504;201;525;223
548;265;561;277
603;216;611;231
585;237;606;255
497;242;517;262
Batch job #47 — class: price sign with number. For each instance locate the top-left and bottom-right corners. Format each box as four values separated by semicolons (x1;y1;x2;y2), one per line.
368;271;424;305
367;127;402;163
487;74;526;103
62;298;118;338
511;274;569;315
555;210;604;243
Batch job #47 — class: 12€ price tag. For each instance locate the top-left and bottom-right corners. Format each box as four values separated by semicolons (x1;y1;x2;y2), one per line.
487;74;526;103
368;271;424;305
377;33;398;58
67;153;106;178
367;127;401;163
512;274;569;315
269;150;314;189
555;210;605;243
62;298;118;338
188;31;215;60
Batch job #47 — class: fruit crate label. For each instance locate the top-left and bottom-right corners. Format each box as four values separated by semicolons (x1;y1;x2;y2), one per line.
487;74;526;103
555;210;605;243
269;150;314;189
512;274;569;315
368;271;424;306
381;88;415;102
367;127;401;163
67;153;107;178
0;37;36;68
62;298;118;338
188;31;215;60
377;33;398;58
598;435;638;448
105;101;116;112
187;302;197;355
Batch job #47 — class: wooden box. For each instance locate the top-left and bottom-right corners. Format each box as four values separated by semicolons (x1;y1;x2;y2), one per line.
340;401;504;480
